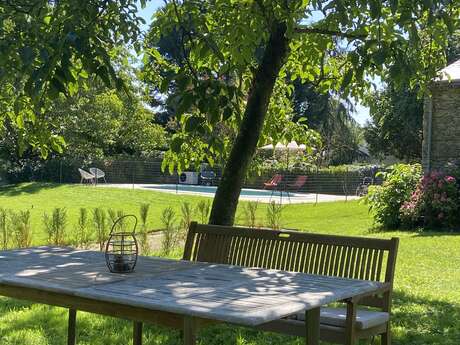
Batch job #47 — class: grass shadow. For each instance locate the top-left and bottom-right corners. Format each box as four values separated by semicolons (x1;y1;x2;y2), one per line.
1;290;459;345
391;290;460;345
0;183;61;197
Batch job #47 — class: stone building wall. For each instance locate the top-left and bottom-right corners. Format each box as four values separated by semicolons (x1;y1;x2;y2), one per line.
423;83;460;172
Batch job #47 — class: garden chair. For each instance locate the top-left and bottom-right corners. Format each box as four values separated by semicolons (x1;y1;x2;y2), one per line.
288;175;308;192
89;167;107;183
179;222;399;345
78;168;95;184
263;174;283;190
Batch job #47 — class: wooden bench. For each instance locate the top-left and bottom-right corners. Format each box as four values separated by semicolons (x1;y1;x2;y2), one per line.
182;222;399;345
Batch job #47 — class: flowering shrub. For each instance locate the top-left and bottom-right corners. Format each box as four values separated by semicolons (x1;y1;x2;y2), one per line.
365;164;422;228
400;172;459;228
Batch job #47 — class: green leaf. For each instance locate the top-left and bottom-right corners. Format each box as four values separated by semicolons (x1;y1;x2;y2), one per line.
223;106;233;121
369;0;381;19
19;46;35;65
16;114;24;129
170;136;183;153
95;66;111;86
389;0;398;14
50;77;67;97
341;70;353;91
373;49;387;65
177;92;195;115
185;116;203;132
43;15;51;25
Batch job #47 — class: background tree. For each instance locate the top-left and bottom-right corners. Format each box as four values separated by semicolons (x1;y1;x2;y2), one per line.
0;0;146;156
363;84;423;161
292;80;363;165
0;79;167;180
144;0;459;225
363;31;460;162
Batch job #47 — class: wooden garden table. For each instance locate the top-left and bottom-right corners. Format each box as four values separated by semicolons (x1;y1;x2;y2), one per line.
0;247;386;344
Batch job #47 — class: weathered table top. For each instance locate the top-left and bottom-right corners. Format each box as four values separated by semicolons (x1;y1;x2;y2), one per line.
0;247;384;326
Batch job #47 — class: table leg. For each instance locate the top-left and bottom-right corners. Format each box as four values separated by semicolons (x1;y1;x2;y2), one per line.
133;321;143;345
305;307;320;345
68;308;77;345
183;316;196;345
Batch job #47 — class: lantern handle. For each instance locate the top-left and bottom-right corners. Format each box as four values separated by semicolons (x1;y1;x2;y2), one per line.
110;214;138;235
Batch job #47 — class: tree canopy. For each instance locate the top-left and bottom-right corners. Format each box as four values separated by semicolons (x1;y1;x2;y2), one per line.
142;0;459;224
0;0;146;155
364;83;423;161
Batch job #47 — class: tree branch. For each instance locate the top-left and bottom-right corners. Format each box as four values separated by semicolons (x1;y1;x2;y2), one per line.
295;27;367;40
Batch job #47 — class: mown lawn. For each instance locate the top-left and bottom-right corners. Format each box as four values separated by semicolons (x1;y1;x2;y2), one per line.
0;183;459;345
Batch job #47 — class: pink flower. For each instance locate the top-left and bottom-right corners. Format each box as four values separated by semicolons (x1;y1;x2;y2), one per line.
445;176;456;183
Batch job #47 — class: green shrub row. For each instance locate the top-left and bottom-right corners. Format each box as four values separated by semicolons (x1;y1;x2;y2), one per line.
1;200;287;256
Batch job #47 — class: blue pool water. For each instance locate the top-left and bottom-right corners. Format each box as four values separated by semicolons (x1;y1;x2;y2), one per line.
148;184;291;197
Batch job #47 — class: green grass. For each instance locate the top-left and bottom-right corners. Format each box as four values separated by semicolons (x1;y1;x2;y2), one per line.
1;183;460;344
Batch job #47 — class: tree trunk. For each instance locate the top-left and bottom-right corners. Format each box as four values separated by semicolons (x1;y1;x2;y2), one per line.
209;22;290;226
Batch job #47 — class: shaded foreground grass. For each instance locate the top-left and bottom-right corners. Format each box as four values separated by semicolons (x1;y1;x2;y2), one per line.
0;183;460;344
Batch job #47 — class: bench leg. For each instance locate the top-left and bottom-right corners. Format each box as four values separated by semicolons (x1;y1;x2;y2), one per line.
345;301;357;345
133;321;143;345
68;309;77;345
381;324;391;345
305;307;320;345
183;316;196;345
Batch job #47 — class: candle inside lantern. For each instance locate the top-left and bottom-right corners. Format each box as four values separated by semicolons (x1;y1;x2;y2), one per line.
113;254;130;272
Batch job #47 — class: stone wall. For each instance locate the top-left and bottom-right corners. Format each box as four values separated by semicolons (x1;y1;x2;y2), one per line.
423;83;460;172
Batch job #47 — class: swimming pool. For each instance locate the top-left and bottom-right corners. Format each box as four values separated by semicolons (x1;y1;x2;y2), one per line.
101;183;358;204
147;184;290;197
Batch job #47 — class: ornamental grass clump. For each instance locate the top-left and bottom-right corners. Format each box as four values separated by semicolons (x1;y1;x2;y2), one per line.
93;208;107;251
179;201;193;240
139;203;150;254
243;201;259;228
266;201;283;230
196;200;210;224
161;207;178;256
75;208;92;249
0;207;8;250
10;210;32;248
400;172;459;229
43;208;67;245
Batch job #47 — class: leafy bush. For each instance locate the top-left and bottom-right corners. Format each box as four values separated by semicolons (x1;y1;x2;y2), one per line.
10;210;32;248
365;164;422;228
401;172;459;228
242;201;259;228
43;208;67;245
266;201;283;230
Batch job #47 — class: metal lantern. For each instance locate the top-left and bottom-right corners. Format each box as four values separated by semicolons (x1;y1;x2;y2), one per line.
105;214;139;273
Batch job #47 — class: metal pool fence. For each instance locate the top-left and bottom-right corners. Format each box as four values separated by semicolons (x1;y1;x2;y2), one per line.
16;158;384;201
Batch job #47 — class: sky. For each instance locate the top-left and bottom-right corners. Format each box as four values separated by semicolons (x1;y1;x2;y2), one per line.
135;0;371;125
